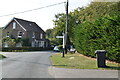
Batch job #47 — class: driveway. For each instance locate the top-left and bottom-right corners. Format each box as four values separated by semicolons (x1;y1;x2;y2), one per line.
0;51;119;79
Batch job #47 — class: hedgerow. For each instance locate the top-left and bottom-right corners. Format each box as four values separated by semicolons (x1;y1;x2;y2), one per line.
74;14;120;62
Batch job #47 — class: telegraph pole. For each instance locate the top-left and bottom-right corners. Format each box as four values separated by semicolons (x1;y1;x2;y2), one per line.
62;0;68;57
64;0;69;54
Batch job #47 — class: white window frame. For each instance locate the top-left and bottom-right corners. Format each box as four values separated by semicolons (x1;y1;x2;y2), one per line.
6;32;10;37
18;31;22;38
29;24;32;27
32;32;35;38
13;22;16;29
39;41;44;47
40;33;43;39
41;41;44;47
32;41;35;47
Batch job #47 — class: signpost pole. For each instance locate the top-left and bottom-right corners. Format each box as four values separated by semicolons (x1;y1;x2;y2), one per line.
56;34;65;57
62;33;65;57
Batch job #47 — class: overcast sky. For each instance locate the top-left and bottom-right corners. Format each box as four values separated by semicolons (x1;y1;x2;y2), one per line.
0;0;92;31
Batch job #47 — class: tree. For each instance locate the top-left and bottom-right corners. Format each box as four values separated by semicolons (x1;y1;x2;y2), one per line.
2;37;16;47
22;38;31;46
73;2;120;62
46;29;53;40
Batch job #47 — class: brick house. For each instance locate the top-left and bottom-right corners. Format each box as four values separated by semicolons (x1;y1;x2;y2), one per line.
2;17;49;47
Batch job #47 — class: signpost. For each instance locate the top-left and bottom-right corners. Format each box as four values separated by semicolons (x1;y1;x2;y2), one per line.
56;33;65;57
56;36;63;38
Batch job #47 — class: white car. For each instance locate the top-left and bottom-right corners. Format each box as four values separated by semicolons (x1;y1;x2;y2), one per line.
53;46;60;52
69;48;76;53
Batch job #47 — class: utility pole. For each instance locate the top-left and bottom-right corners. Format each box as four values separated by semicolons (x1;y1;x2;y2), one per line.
62;0;68;57
64;0;69;54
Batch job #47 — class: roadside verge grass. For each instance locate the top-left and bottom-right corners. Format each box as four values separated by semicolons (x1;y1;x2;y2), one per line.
50;53;120;70
0;54;6;59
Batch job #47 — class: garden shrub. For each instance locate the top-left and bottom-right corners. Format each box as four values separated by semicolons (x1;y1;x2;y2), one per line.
2;47;53;52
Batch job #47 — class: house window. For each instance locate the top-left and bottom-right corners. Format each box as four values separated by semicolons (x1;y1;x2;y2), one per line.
29;24;32;27
39;41;44;47
13;22;16;29
18;31;22;38
32;32;35;38
6;32;10;37
4;43;8;47
40;33;43;39
32;41;35;47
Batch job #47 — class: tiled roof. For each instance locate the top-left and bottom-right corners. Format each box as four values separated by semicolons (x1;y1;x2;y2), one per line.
14;18;45;33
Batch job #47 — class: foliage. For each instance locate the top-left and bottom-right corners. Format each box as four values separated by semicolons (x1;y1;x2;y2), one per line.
0;27;3;49
2;37;16;47
57;45;63;51
46;12;75;46
0;54;6;59
45;29;59;46
74;14;120;62
73;2;120;62
2;47;53;52
49;2;120;45
48;2;120;62
46;29;53;39
22;38;31;47
2;37;31;47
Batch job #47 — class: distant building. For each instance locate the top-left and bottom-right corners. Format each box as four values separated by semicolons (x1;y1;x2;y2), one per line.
2;17;49;47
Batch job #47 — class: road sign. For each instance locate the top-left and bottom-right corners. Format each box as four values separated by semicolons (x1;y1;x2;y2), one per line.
56;34;65;57
56;36;63;38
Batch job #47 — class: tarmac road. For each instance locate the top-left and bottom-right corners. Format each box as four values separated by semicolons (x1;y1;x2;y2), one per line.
0;51;119;79
1;51;55;78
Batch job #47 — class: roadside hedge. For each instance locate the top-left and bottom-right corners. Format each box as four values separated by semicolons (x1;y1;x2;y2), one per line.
2;47;54;52
0;54;6;59
74;14;120;63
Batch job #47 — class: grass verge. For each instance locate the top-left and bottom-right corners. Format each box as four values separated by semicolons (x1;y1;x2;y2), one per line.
50;53;120;70
0;54;6;59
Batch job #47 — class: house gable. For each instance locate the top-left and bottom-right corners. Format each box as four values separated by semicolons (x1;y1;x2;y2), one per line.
14;18;26;31
14;18;45;33
4;18;27;31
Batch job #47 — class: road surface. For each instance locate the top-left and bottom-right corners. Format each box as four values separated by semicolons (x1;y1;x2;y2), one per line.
1;51;55;78
0;51;119;79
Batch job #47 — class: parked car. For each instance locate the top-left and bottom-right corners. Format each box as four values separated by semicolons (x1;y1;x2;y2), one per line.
69;48;76;53
53;46;60;52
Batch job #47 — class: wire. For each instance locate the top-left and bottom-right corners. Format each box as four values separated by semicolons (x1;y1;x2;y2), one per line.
0;2;66;17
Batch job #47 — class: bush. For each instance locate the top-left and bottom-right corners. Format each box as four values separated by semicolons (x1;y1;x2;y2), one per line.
2;47;54;52
0;54;6;59
57;45;63;52
74;14;120;63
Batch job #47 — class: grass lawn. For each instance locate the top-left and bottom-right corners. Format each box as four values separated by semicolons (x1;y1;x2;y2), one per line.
0;54;6;59
50;53;120;70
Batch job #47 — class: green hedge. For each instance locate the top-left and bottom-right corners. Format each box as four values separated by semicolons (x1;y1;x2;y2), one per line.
0;54;6;59
57;45;63;52
74;14;120;63
2;47;54;52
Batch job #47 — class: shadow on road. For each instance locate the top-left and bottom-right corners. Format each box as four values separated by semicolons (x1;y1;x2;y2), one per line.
52;65;67;67
105;66;120;70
